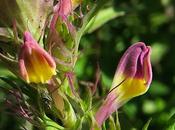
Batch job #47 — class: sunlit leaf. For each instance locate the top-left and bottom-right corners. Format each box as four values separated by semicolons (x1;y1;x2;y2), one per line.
85;7;125;33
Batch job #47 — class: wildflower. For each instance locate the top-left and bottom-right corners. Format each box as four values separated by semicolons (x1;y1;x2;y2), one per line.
53;0;81;17
95;42;152;126
19;31;56;83
50;0;81;32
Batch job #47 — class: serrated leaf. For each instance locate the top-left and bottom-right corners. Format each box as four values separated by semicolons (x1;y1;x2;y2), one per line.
85;7;125;33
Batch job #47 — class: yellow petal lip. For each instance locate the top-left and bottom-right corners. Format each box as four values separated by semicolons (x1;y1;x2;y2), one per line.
19;31;56;84
115;75;148;102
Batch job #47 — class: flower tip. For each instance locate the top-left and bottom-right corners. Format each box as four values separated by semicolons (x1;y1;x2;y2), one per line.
144;45;152;87
23;31;34;42
113;41;152;96
147;46;152;53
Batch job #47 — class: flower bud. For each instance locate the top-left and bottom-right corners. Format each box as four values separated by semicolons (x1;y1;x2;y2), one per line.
95;42;152;126
112;42;152;100
53;0;81;16
19;31;56;83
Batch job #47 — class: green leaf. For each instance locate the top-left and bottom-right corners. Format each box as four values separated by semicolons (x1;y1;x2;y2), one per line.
102;122;107;130
61;96;77;128
0;76;18;88
43;115;65;130
66;95;84;116
0;0;53;40
142;118;152;130
74;0;109;57
108;116;116;130
80;86;92;112
73;117;83;130
0;76;40;104
81;114;93;130
0;27;13;42
165;113;175;130
116;112;121;130
85;7;125;33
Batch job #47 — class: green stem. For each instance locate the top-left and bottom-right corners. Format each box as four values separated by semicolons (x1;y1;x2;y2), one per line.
37;86;44;117
73;0;109;66
116;111;121;130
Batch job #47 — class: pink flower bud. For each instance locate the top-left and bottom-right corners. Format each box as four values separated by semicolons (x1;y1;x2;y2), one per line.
19;31;56;83
54;0;72;17
95;42;152;127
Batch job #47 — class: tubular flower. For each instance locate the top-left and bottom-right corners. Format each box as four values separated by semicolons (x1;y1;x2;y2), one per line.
53;0;81;16
19;31;56;83
51;0;72;29
95;42;152;127
55;0;72;17
51;0;81;31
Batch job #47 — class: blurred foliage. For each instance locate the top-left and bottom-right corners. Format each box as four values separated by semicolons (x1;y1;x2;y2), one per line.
1;0;175;129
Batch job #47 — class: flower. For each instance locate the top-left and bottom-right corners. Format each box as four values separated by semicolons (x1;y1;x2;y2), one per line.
50;0;81;32
95;42;152;126
19;31;56;83
51;0;73;30
53;0;81;17
54;0;72;17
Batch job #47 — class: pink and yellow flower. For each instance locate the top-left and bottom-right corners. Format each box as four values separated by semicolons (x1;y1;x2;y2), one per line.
19;31;56;83
95;42;152;126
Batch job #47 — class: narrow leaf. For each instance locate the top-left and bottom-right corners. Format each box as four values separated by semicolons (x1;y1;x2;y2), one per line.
85;8;125;33
142;118;152;130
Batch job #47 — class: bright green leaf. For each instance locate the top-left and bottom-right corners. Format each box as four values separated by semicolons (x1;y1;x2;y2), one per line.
85;7;125;33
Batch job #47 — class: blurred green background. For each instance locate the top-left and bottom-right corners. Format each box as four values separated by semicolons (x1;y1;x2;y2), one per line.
1;0;175;129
